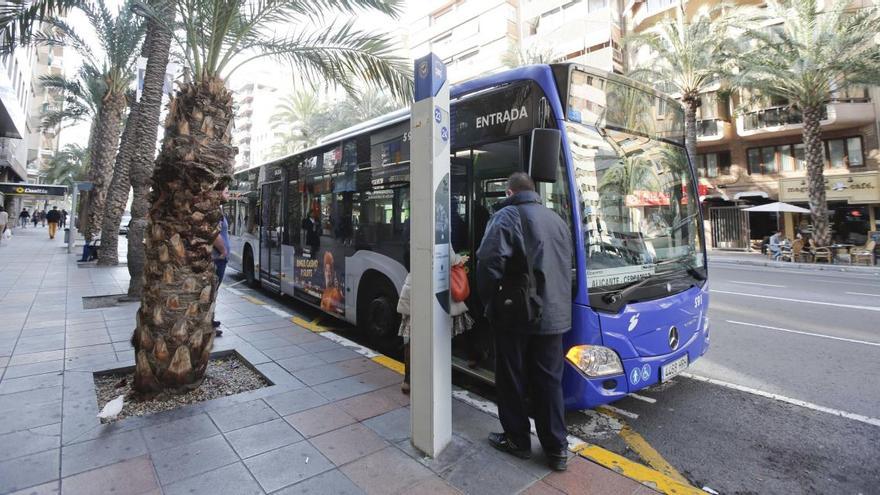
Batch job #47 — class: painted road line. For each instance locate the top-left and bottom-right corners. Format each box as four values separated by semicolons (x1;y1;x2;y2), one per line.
576;444;705;495
728;281;786;288
845;291;880;297
291;316;328;333
711;290;880;312
681;372;880;428
598;404;639;419
241;295;265;305
373;355;405;375
225;279;246;288
629;393;657;404
726;320;880;347
264;305;293;318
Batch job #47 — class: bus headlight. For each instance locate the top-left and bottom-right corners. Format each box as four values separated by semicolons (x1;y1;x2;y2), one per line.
565;345;624;377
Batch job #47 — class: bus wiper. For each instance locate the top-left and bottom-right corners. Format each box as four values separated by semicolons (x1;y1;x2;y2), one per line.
659;255;706;281
601;275;656;304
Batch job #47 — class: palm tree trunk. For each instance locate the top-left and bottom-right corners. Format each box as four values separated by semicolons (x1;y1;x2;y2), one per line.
97;94;136;266
132;75;235;394
82;92;127;242
683;98;698;170
127;6;173;299
802;105;829;246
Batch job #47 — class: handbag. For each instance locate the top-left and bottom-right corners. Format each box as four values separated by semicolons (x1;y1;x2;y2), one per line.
451;264;470;302
492;205;543;330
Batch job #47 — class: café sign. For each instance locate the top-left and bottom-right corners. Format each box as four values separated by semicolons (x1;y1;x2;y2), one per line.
778;171;879;204
0;182;68;196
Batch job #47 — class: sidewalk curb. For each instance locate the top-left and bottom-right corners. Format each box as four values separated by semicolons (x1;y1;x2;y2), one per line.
224;284;709;495
708;257;880;275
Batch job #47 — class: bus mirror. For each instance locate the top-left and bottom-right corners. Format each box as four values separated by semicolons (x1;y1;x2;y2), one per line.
529;128;561;183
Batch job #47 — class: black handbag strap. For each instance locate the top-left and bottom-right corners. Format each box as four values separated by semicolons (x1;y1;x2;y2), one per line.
514;204;537;288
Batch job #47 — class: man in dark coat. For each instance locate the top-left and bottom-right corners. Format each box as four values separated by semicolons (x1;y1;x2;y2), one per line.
46;206;61;239
476;172;573;471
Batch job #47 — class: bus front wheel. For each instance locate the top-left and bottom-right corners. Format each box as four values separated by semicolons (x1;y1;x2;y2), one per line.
358;282;399;343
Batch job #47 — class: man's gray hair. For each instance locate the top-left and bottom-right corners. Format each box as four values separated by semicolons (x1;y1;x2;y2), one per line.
507;172;535;193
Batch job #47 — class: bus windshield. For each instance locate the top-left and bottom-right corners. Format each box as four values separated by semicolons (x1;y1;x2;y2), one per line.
565;73;705;297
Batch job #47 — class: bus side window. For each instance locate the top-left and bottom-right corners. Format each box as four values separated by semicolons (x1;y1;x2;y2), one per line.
287;179;301;247
224;203;236;236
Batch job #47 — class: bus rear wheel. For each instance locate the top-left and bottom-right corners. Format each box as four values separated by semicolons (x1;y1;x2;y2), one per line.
243;248;256;287
359;283;399;344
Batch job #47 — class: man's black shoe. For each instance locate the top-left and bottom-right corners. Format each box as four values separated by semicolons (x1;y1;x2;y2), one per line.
546;451;569;472
488;432;531;460
212;320;221;328
215;329;223;337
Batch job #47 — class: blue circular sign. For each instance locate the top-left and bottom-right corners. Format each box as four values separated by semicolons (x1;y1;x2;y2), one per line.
641;364;651;381
434;107;442;123
440;126;448;142
630;368;640;386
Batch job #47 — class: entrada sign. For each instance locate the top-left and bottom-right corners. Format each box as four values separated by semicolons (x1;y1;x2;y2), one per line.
0;183;68;196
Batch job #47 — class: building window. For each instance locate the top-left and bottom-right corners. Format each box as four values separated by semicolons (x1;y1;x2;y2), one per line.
696;151;730;178
747;136;864;174
826;137;863;168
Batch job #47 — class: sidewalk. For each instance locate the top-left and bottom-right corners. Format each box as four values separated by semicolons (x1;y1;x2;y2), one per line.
0;228;655;495
708;249;880;274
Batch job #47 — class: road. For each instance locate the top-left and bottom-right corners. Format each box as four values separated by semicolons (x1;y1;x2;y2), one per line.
566;262;880;494
225;262;880;494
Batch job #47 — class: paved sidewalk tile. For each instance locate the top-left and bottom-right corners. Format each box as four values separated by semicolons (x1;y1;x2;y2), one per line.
207;399;279;432
273;469;365;495
264;388;328;416
284;403;357;438
340;446;435;494
0;423;61;462
224;418;304;459
142;413;220;452
311;423;389;466
542;456;652;495
0;448;60;494
162;462;263;495
442;446;538;494
244;440;334;493
60;455;159;495
60;429;148;477
337;389;402;421
152;435;238;486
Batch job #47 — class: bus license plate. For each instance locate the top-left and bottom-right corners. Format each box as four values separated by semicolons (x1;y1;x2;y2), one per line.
661;355;688;382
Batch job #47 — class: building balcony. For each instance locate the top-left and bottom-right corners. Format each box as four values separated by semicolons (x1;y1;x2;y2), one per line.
735;100;875;141
696;118;734;145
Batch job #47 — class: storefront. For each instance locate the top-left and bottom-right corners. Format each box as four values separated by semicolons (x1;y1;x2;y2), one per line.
778;171;879;244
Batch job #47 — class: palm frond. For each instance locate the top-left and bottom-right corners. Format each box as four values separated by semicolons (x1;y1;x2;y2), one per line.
0;0;83;49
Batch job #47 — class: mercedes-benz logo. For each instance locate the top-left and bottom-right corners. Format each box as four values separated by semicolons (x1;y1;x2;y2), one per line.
668;326;680;350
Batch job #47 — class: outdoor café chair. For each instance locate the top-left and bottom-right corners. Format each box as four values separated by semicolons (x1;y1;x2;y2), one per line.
850;240;876;266
810;239;832;263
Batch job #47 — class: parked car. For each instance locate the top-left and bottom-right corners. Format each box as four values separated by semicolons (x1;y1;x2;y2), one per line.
119;212;131;236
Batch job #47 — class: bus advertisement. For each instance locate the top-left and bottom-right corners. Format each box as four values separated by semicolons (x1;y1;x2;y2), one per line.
226;63;710;410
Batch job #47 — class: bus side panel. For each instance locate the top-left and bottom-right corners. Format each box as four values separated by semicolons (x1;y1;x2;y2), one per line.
344;250;408;326
280;244;296;296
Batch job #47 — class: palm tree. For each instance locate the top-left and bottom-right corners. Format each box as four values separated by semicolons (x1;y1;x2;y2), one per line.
37;65;104;130
501;41;557;68
624;4;734;172
40;143;89;188
735;0;880;246
268;90;327;155
125;0;175;295
19;1;145;243
97;90;136;266
131;0;412;394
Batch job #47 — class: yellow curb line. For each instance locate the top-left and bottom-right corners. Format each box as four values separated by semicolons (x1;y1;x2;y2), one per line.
372;355;405;375
240;295;265;305
291;316;327;333
574;444;704;495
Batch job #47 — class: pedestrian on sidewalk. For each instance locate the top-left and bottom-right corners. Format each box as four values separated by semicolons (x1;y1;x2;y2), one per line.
32;210;40;228
397;248;474;395
19;208;29;228
60;209;68;228
0;207;8;246
476;172;573;472
769;230;783;260
46;206;61;239
210;187;231;338
40;209;47;227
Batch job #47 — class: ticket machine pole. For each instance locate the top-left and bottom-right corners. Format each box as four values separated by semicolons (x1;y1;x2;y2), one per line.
409;53;452;457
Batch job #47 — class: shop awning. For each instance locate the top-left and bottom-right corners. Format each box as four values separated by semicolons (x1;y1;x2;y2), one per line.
743;202;810;213
734;191;769;200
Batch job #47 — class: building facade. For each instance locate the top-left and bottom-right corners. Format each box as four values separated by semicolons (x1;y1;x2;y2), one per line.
27;44;65;184
0;44;36;213
623;0;880;249
232;78;284;171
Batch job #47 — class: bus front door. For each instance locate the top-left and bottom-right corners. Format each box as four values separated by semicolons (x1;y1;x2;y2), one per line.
259;182;283;290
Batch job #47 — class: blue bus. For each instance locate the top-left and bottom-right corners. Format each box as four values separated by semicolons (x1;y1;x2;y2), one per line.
226;63;710;410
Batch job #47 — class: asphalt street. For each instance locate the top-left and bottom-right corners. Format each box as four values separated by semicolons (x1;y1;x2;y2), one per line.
567;261;880;494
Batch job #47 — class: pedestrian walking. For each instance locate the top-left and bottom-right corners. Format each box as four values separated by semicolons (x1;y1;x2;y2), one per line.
210;187;231;338
60;209;68;228
40;210;47;227
19;208;29;228
0;207;8;246
397;248;474;395
476;172;573;472
46;206;61;239
32;211;40;228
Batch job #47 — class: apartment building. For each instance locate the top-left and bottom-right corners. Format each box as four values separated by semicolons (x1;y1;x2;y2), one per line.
26;44;65;184
232;78;283;171
624;0;880;249
0;44;36;213
407;0;521;83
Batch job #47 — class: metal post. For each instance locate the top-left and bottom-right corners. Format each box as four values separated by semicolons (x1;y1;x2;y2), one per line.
68;185;78;253
409;52;452;457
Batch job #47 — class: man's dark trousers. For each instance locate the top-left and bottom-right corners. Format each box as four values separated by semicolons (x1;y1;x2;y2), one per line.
494;331;567;453
214;259;227;287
